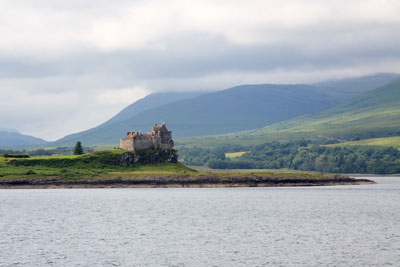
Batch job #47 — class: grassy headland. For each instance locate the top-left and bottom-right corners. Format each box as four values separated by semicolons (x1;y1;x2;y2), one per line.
0;150;374;188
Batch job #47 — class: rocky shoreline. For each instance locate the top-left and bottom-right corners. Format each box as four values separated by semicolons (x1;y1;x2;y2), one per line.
0;175;376;189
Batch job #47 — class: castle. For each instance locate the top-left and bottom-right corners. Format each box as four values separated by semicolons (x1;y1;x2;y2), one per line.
120;122;174;151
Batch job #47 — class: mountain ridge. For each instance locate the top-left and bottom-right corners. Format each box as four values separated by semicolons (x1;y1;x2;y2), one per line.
53;73;399;146
56;91;201;144
54;84;339;145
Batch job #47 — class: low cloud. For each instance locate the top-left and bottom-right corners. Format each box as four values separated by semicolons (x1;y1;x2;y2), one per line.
97;87;149;106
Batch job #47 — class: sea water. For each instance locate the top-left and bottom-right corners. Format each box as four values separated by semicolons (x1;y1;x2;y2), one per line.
0;177;399;266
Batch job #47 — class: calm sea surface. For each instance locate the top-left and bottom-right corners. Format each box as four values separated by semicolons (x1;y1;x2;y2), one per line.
1;177;400;266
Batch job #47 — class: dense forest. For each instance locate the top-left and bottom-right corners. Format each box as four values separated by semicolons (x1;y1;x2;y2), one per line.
179;141;400;174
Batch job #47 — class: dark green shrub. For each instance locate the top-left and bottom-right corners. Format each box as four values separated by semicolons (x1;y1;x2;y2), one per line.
3;154;30;158
26;170;36;175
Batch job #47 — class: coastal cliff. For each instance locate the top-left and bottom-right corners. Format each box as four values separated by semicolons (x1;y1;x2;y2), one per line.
113;149;178;166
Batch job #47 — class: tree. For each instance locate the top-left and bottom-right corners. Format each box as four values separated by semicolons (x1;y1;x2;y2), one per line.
73;141;84;155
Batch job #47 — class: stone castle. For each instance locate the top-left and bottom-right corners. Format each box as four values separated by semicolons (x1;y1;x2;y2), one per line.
120;122;174;151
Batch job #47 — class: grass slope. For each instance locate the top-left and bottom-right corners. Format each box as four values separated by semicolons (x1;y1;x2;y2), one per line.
184;77;400;147
259;77;400;140
314;72;399;101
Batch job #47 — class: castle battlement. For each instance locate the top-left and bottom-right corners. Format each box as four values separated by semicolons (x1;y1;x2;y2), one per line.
120;122;174;151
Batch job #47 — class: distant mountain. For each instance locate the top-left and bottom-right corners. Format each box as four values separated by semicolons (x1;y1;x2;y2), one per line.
212;77;400;145
0;128;20;134
56;92;201;145
54;73;399;146
0;130;47;148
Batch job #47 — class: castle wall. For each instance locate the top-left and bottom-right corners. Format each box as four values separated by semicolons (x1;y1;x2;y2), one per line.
160;132;172;143
132;138;154;151
120;139;134;151
160;143;173;150
152;137;161;149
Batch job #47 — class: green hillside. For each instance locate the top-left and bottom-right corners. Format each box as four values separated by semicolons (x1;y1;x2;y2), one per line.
193;77;400;146
261;77;400;140
177;77;400;174
314;72;399;101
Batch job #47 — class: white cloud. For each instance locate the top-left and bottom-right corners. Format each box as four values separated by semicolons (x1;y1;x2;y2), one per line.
0;0;399;54
97;87;149;105
0;0;399;140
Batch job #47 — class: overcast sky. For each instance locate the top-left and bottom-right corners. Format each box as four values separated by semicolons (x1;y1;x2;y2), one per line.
1;0;400;140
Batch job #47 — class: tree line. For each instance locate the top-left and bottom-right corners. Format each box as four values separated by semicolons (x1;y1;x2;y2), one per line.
0;142;92;157
179;141;400;174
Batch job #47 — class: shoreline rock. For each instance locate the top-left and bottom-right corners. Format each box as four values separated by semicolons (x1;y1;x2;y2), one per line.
0;175;376;189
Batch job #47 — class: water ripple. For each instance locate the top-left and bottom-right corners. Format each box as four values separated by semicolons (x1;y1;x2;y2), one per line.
0;177;399;266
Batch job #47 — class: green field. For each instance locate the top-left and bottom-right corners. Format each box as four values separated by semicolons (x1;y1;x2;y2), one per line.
225;152;247;158
326;136;400;149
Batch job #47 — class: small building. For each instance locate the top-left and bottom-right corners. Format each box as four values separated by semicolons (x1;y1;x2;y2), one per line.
120;122;174;151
